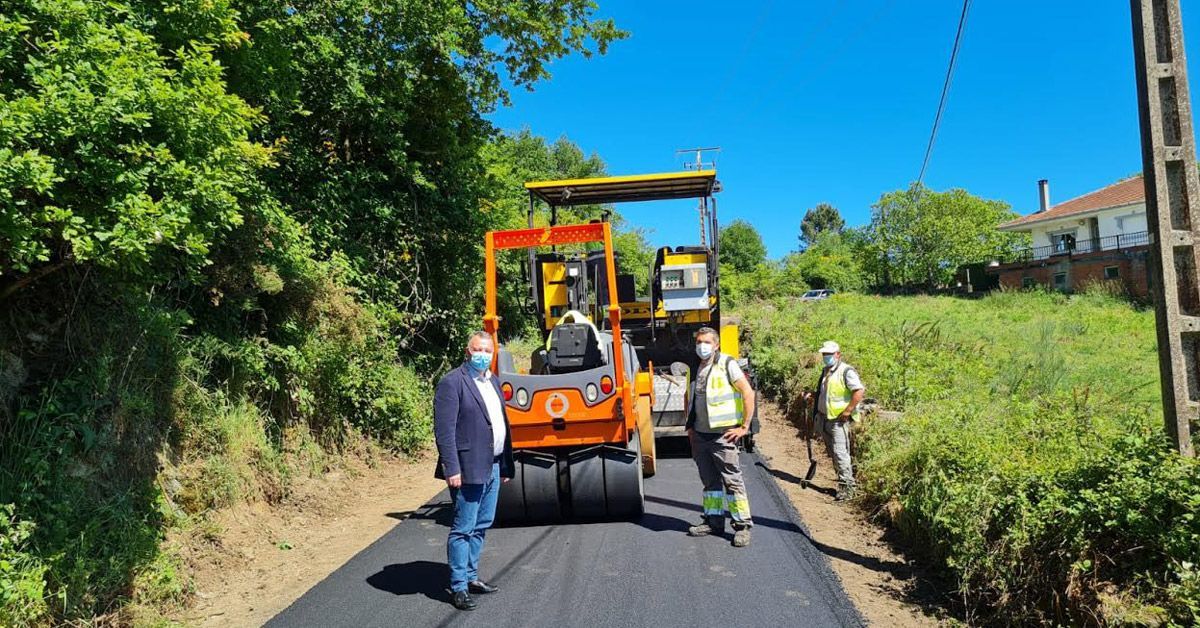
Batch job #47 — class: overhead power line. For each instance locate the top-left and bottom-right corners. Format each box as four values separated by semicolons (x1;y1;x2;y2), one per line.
916;0;972;188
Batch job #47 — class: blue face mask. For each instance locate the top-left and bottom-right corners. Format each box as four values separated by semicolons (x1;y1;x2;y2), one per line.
695;342;714;360
469;351;493;372
822;354;837;367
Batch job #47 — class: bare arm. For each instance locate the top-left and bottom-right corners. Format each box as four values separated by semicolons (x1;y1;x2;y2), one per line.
841;389;865;418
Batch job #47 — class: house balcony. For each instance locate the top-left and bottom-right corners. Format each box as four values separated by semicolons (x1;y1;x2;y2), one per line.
1002;230;1150;263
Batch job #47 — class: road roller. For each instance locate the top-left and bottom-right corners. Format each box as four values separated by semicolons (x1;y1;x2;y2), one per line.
486;220;655;521
486;170;759;521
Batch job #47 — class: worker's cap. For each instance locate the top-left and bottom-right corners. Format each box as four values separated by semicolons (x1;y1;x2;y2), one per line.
818;340;841;354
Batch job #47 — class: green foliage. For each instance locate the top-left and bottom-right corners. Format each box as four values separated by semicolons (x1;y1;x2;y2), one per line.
856;184;1029;289
0;0;271;279
799;202;844;250
720;229;862;307
0;504;48;627
0;0;624;624
213;2;626;360
782;232;864;292
719;219;767;273
719;261;809;309
0;289;186;622
743;292;1200;624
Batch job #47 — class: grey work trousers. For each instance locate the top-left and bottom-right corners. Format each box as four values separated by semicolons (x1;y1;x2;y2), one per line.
690;431;753;528
816;412;855;491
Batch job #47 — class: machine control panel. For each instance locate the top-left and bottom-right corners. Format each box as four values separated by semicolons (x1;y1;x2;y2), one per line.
659;263;709;312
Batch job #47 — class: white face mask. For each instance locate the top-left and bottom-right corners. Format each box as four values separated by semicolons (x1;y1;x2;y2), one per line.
695;342;714;360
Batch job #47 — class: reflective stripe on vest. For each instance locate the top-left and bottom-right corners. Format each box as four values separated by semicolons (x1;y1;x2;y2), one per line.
823;361;854;419
705;354;745;429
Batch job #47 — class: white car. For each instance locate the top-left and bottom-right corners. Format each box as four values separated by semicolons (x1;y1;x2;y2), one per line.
800;289;835;302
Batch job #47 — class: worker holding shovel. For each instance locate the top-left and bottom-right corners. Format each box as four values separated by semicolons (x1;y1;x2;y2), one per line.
801;341;865;502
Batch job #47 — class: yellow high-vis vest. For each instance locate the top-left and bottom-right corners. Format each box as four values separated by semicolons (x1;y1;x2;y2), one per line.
822;361;857;421
705;354;745;429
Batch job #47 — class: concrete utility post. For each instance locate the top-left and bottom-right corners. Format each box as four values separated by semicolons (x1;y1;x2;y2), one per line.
1131;0;1197;456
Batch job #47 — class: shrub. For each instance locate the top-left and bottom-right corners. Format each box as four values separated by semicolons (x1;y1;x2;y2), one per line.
742;292;1198;624
0;505;48;626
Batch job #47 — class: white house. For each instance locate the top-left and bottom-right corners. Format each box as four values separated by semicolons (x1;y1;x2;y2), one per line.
998;176;1148;258
991;176;1150;296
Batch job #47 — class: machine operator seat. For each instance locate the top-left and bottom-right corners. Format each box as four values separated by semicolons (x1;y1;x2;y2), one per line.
532;309;606;375
541;323;605;374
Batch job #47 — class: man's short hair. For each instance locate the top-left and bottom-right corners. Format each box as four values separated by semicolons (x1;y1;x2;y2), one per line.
466;330;493;348
695;326;719;343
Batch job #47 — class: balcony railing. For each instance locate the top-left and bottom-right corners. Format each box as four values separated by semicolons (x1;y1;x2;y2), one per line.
1003;230;1150;263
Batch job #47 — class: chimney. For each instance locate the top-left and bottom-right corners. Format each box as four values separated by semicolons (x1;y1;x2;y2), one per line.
1037;179;1050;213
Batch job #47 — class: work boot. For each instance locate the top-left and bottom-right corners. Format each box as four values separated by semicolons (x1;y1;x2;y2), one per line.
687;516;724;537
732;527;751;548
834;487;856;502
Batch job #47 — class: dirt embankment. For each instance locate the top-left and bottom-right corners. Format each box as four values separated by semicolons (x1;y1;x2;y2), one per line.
171;451;444;627
754;402;950;626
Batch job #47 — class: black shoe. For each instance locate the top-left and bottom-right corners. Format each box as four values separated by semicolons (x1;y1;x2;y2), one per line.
450;590;477;610
468;580;499;594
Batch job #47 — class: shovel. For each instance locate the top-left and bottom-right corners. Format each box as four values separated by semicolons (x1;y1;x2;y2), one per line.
802;396;818;483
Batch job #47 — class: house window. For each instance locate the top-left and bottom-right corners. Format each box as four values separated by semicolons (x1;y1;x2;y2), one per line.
1053;272;1068;291
1104;265;1120;280
1048;229;1077;254
1022;276;1036;289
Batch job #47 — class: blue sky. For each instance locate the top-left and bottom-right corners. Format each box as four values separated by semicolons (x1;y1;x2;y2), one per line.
487;1;1200;259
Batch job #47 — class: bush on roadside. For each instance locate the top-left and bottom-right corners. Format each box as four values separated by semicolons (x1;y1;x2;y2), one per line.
742;291;1198;625
721;262;810;309
0;505;48;627
0;266;433;623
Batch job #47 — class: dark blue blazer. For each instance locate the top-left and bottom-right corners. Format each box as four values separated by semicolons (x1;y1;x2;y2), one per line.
433;364;515;484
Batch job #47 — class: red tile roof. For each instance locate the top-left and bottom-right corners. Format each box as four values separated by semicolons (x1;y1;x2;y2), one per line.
999;175;1145;230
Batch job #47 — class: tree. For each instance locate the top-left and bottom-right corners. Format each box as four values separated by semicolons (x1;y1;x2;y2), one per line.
0;0;272;295
859;184;1028;289
213;0;626;359
785;232;864;292
719;220;767;273
0;2;629;623
799;203;845;250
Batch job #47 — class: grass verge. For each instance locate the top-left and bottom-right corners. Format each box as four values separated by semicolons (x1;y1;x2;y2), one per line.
741;288;1199;625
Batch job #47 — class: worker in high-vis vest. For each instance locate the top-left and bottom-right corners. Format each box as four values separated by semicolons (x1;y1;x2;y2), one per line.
685;326;757;547
804;340;866;501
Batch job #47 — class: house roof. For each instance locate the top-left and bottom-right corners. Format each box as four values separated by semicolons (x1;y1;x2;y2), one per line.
998;175;1145;230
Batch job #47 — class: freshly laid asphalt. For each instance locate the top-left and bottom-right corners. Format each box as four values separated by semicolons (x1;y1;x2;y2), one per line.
267;451;864;628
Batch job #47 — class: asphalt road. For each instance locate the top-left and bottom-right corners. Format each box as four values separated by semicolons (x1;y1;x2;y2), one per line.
267;451;863;628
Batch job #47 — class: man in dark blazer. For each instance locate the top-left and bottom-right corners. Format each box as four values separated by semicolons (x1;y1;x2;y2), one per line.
434;330;515;611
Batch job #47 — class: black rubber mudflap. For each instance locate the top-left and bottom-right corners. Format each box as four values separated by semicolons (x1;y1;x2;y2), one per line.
568;448;606;519
603;437;644;519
